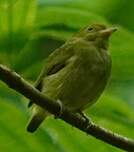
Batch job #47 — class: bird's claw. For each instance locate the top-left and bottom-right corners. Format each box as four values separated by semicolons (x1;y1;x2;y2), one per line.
54;99;63;119
78;111;92;131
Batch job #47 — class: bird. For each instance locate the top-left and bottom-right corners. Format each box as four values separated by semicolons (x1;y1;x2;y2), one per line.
27;24;117;133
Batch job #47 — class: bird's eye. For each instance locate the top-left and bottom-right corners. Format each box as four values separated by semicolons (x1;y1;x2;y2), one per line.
88;27;94;31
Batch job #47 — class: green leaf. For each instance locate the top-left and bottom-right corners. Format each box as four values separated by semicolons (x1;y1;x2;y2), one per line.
0;0;36;66
0;97;65;152
12;33;64;73
36;6;107;29
110;26;134;81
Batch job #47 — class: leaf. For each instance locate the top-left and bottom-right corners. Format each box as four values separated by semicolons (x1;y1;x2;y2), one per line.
12;33;64;73
0;97;64;152
0;0;36;67
110;26;134;81
36;6;107;29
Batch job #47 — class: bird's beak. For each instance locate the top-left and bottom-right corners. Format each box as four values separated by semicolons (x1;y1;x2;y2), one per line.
99;27;118;37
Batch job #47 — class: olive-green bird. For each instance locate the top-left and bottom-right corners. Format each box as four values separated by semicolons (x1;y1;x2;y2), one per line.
27;24;117;133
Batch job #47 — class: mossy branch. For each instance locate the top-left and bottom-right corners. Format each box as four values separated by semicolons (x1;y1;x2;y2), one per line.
0;64;134;151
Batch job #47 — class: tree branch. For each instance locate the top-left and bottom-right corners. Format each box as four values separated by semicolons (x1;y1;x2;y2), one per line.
0;64;134;151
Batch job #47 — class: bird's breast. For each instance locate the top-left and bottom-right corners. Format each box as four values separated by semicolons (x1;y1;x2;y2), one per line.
42;48;111;112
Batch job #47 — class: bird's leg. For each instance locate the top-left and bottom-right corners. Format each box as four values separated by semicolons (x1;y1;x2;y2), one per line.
78;111;89;123
78;111;92;131
54;99;63;119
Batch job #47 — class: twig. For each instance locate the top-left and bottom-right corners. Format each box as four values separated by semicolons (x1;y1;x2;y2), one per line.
0;64;134;151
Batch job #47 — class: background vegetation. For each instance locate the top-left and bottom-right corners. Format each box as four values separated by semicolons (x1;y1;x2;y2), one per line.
0;0;134;151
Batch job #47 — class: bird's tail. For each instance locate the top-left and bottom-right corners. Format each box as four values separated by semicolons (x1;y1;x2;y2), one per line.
27;114;47;133
27;104;50;133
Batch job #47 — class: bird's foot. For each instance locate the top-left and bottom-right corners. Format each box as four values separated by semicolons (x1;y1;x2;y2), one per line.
78;111;92;131
54;99;63;119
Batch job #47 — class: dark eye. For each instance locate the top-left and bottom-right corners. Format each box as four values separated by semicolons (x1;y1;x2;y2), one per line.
88;27;93;31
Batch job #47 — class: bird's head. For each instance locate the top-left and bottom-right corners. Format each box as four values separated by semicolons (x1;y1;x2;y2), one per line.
76;24;117;49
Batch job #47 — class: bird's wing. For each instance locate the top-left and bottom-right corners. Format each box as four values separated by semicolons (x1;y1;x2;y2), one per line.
28;41;74;107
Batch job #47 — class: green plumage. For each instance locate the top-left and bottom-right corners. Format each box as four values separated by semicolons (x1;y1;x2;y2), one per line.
27;24;117;133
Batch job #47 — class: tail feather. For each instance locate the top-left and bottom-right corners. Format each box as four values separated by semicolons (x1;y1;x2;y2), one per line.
27;115;45;133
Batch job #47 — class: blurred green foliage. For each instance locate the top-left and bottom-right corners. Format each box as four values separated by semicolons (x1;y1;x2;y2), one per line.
0;0;134;151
